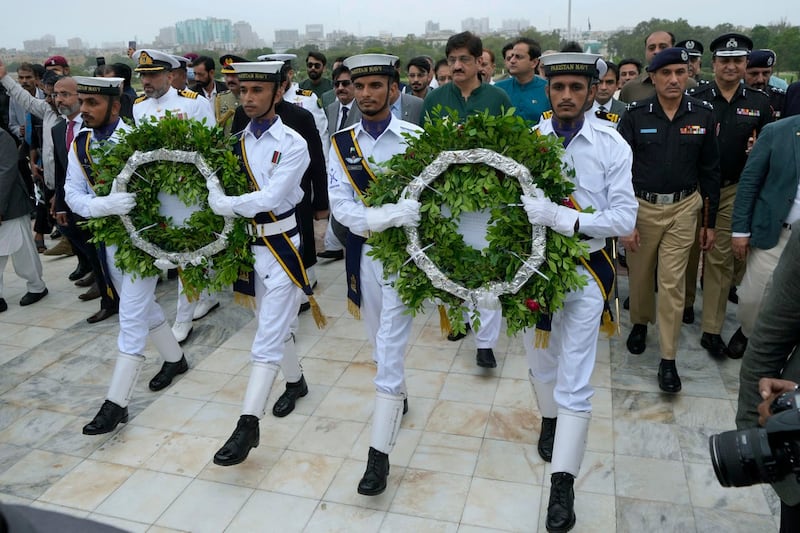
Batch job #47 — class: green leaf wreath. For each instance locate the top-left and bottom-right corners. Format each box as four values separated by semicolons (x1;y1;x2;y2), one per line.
365;108;589;336
85;116;253;300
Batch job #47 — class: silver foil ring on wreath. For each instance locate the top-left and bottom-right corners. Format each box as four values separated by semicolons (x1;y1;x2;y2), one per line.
112;148;235;270
400;148;548;310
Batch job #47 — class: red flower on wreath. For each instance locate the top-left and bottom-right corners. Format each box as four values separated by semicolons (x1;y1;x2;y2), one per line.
525;298;541;312
561;198;576;209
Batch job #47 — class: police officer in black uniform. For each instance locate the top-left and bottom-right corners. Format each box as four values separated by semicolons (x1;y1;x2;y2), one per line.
685;33;773;358
745;49;785;120
675;39;705;83
618;48;721;392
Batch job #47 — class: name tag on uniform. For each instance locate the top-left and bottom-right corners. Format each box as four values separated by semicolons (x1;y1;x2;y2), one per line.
679;125;706;135
639;128;657;134
736;108;761;117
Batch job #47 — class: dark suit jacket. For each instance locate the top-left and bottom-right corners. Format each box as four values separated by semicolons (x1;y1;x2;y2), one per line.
193;80;228;98
0;128;32;221
325;93;425;132
51;118;70;214
732;115;800;249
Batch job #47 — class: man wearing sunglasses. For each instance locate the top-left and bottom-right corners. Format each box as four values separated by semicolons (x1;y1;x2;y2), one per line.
300;51;333;100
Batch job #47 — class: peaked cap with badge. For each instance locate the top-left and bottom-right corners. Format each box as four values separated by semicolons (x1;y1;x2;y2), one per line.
132;49;179;72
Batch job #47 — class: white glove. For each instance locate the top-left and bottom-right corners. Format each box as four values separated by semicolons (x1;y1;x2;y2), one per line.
365;199;421;232
88;192;135;218
207;185;237;218
521;195;577;237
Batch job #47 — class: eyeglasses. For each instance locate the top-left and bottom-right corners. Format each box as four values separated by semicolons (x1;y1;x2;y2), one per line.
307;62;323;69
446;55;475;65
333;80;352;87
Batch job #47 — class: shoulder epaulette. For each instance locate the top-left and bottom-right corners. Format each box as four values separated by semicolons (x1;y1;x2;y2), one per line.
770;85;786;95
541;110;554;120
178;89;199;99
296;89;314;97
217;89;232;96
625;100;648;111
134;95;147;104
595;110;620;123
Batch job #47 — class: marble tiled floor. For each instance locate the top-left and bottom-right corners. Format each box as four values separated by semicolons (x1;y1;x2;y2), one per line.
0;238;780;532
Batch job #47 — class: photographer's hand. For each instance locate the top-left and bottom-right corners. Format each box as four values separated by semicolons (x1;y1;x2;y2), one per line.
757;377;798;426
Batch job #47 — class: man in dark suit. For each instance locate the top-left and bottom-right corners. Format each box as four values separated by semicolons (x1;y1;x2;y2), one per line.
52;77;117;323
728;112;800;357
389;81;424;126
325;65;357;137
591;61;626;128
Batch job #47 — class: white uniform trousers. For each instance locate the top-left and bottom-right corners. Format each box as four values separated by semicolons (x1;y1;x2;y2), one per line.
360;245;413;396
523;266;604;412
0;216;46;298
737;227;792;337
175;281;215;323
250;244;303;366
105;244;165;355
464;305;502;349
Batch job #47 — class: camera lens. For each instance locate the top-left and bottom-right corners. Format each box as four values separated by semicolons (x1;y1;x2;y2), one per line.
709;427;775;487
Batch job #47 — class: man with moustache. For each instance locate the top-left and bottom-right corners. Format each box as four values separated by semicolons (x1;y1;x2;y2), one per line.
131;49;219;347
423;31;512;369
328;53;422;496
65;76;185;435
495;36;550;123
479;49;496;84
619;30;697;103
745;50;785;120
51;76;118;323
522;52;637;532
190;56;227;108
300;51;332;100
676;39;705;83
686;34;772;359
406;56;432;99
618;49;720;391
590;61;626;128
206;60;316;466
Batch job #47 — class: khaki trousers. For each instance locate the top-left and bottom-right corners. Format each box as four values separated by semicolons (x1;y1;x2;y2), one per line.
701;184;737;334
628;192;702;358
737;227;793;337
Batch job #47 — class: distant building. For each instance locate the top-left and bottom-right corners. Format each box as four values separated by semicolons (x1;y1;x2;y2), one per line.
462;17;490;35
425;21;440;34
306;24;324;41
23;34;56;53
67;38;84;51
234;21;262;49
176;18;234;50
155;26;177;48
501;19;531;32
274;29;300;51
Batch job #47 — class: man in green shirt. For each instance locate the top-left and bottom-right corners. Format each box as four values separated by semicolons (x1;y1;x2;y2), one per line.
299;51;333;99
423;31;511;121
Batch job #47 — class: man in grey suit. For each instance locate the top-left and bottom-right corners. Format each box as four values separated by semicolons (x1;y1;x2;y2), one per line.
591;61;626;128
389;71;424;126
728;111;800;357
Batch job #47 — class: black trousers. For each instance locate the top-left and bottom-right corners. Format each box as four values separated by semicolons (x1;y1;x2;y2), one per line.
59;214;118;311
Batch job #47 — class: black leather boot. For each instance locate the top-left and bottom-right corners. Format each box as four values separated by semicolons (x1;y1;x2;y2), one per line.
83;400;129;435
538;417;557;462
149;355;188;391
213;415;260;466
476;348;497;368
547;472;576;532
357;447;390;496
272;375;309;417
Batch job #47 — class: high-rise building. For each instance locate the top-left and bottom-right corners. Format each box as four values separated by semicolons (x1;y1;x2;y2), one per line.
67;38;84;51
23;34;56;53
501;19;531;32
274;29;300;51
155;26;177;47
176;18;234;49
233;21;262;49
305;24;324;41
425;21;440;34
461;17;490;34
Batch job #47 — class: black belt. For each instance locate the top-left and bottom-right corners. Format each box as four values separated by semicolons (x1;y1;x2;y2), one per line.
251;225;299;244
634;187;696;205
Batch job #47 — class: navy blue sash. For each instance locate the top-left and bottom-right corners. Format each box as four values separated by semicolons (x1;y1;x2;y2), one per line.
331;129;376;317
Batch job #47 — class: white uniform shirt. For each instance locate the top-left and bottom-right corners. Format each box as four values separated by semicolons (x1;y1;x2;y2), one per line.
64;121;131;217
536;119;638;252
132;87;216;126
327;116;421;235
231;117;309;218
284;82;329;153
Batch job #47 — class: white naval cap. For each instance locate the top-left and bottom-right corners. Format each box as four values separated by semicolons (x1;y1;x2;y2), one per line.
343;53;399;79
74;76;124;96
230;61;284;82
540;53;604;79
257;53;296;64
170;54;191;69
132;49;180;72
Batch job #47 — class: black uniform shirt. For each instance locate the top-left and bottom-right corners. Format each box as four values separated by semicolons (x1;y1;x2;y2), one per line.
618;94;721;227
764;85;785;120
688;82;772;187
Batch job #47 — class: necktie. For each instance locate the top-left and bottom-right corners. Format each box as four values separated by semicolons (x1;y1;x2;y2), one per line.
339;106;349;130
66;120;76;150
598;105;607;112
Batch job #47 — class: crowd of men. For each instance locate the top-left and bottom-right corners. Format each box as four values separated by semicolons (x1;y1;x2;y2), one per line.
1;26;799;532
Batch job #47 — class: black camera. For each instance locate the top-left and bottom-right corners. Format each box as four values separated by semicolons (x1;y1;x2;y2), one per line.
710;389;800;487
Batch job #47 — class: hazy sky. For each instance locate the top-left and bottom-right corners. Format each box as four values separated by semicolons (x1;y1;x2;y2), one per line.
3;0;795;50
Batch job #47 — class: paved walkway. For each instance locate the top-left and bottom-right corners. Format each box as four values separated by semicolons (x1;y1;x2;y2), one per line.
0;237;779;532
